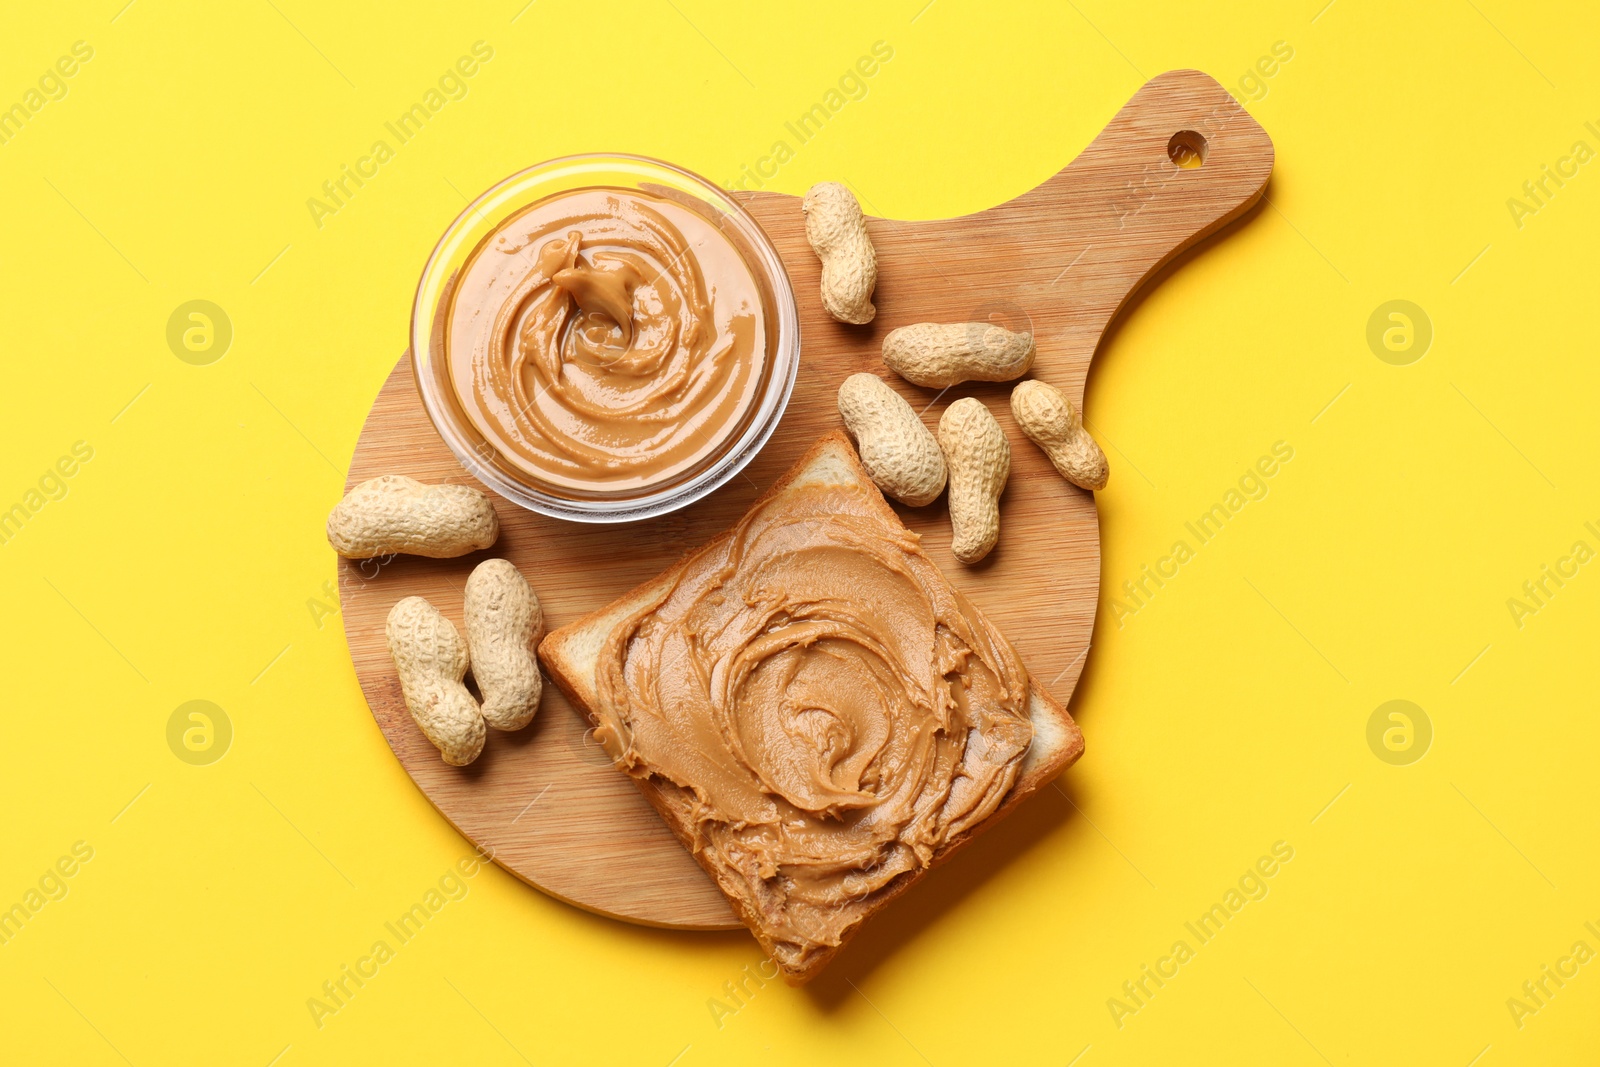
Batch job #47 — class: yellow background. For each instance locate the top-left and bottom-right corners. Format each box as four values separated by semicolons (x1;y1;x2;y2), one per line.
4;1;1597;1063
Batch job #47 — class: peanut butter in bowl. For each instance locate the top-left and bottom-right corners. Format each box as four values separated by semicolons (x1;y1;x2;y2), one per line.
447;187;767;494
412;155;800;523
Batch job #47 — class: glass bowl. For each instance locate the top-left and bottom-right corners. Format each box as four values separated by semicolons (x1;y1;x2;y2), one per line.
410;153;800;523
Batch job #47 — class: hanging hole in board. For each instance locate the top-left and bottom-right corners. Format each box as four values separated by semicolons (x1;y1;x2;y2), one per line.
1167;130;1207;168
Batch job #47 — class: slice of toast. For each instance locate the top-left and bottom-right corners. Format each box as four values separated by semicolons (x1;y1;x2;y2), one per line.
539;431;1084;983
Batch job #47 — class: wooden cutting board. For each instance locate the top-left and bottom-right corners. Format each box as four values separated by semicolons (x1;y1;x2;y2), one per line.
338;69;1273;929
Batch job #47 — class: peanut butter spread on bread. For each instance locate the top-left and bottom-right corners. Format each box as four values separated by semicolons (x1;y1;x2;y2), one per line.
592;474;1033;972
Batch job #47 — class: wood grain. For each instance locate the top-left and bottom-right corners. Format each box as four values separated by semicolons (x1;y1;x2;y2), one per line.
338;70;1272;930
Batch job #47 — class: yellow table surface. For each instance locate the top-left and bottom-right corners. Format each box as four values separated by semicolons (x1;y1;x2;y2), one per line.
4;2;1597;1063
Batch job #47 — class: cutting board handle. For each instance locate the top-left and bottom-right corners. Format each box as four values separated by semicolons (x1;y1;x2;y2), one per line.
1056;68;1274;246
966;69;1275;377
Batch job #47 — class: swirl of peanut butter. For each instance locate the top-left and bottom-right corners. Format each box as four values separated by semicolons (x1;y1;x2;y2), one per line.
594;477;1033;968
445;188;765;494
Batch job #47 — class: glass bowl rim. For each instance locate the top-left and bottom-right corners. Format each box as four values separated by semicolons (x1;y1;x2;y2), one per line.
409;151;801;524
